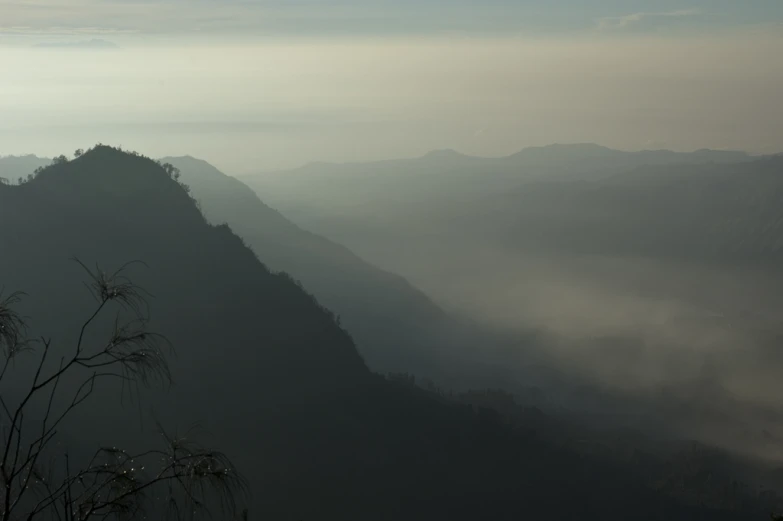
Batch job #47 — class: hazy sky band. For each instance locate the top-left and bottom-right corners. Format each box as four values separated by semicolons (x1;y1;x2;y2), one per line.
2;1;783;39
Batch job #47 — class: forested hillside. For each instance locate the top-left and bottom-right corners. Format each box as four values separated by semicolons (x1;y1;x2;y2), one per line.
162;156;460;375
0;146;775;520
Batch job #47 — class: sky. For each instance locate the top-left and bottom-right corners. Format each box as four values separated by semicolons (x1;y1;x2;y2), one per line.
2;1;783;39
1;1;782;172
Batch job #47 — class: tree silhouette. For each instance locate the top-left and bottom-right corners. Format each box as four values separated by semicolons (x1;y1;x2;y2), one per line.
0;261;246;520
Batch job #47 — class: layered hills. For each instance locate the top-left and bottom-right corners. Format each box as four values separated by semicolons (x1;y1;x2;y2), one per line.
0;145;773;519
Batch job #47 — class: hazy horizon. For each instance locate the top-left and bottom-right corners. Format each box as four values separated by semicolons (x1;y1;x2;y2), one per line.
2;1;782;172
2;140;774;177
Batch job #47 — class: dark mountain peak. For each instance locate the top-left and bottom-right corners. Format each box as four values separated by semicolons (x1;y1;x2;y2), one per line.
81;144;137;160
34;146;180;192
16;146;208;230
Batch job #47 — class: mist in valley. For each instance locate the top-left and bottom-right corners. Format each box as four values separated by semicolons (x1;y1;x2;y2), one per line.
242;150;783;466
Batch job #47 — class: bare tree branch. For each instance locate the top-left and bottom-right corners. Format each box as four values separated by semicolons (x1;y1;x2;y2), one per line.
0;261;246;521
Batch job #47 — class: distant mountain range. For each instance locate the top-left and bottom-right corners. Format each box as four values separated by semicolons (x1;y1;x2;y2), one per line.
483;155;783;264
239;143;778;274
0;154;52;184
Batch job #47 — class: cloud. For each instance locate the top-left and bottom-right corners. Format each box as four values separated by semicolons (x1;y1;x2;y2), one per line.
597;8;701;30
0;2;779;42
0;2;716;39
0;26;139;36
33;38;120;49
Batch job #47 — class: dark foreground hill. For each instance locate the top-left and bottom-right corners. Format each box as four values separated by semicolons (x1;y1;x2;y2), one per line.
0;146;774;520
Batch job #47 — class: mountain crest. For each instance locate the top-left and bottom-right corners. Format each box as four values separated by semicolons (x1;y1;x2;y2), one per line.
12;146;208;230
35;146;182;190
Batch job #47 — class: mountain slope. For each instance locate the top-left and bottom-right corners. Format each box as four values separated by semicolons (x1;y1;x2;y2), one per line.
164;155;483;377
0;146;770;520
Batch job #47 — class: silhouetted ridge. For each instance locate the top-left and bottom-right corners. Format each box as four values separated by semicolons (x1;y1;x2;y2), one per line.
37;146;181;193
1;146;370;393
19;147;208;233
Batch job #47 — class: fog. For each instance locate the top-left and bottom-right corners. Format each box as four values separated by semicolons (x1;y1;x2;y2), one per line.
311;233;783;462
238;150;783;465
397;247;783;396
2;27;783;171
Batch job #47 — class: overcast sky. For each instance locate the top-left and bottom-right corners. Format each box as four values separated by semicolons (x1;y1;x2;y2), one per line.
1;1;782;172
2;1;783;38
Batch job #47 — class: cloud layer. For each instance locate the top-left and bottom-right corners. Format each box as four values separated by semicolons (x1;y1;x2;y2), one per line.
1;1;782;39
596;8;702;30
